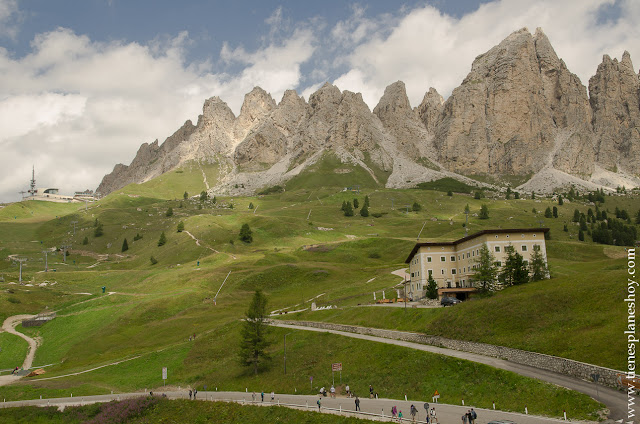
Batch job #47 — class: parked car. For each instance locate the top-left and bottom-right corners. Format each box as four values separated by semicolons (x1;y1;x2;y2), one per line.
440;296;461;306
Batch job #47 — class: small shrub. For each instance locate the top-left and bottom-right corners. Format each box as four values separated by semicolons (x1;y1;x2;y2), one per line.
150;256;158;265
165;207;173;217
82;236;89;245
177;222;184;233
157;232;167;247
412;202;422;212
368;252;381;259
133;233;143;241
7;297;20;304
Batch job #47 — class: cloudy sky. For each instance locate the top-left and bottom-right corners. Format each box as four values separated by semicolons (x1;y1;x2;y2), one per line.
1;0;638;203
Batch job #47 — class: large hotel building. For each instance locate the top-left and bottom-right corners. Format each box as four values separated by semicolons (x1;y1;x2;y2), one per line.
404;228;549;300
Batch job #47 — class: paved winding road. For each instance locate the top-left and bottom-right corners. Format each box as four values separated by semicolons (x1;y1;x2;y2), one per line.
0;314;37;387
269;322;626;422
0;390;591;424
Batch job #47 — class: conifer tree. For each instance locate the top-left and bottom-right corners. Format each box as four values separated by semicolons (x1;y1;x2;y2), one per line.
94;223;104;237
544;207;552;218
157;231;167;246
426;274;439;299
183;191;188;200
360;205;369;217
529;246;548;281
573;209;581;222
553;206;558;218
239;290;271;375
344;201;354;217
121;238;129;252
499;246;529;286
166;207;173;217
472;244;498;292
239;223;253;243
353;198;359;209
479;204;489;219
579;229;585;241
248;202;254;209
364;195;370;208
83;236;89;245
558;195;563;205
412;202;422;212
514;192;520;199
177;221;184;232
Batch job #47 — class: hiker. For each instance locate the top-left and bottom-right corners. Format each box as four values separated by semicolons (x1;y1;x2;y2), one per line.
193;333;196;340
330;385;335;398
261;391;264;402
252;391;256;402
462;411;469;424
189;389;192;400
470;408;477;424
369;385;374;398
317;397;322;410
430;407;438;424
355;396;360;411
424;402;430;423
346;384;350;397
410;404;418;422
465;410;472;424
271;391;275;401
391;405;397;419
398;410;403;422
193;389;197;400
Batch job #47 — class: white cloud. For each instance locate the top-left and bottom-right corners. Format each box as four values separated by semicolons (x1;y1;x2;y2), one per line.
331;0;640;109
0;25;315;202
0;0;20;38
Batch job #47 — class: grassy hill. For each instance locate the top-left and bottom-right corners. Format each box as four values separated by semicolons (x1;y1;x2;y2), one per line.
0;176;634;419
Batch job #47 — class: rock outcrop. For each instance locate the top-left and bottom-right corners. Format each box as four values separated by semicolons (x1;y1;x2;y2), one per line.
589;51;640;173
97;27;640;196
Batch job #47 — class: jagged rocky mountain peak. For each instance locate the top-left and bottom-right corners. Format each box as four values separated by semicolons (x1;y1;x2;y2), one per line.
96;27;640;197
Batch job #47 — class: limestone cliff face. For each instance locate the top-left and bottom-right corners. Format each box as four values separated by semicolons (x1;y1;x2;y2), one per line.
374;81;437;159
435;28;595;176
589;51;640;173
96;120;196;194
97;27;640;196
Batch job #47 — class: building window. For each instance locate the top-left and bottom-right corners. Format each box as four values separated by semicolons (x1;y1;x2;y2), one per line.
495;246;501;253
452;269;457;275
427;256;432;262
472;251;475;257
463;267;466;273
522;245;527;252
441;269;445;275
411;272;414;277
495;261;502;267
458;255;461;260
441;256;446;262
451;256;456;262
476;249;479;255
467;253;470;258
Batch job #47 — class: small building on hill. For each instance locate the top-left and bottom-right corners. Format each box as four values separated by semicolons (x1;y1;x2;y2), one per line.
405;228;549;301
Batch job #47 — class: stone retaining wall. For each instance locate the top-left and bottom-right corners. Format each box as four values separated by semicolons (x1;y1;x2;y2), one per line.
273;319;623;390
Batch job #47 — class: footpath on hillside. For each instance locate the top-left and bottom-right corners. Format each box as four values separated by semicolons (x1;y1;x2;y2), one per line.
0;315;37;387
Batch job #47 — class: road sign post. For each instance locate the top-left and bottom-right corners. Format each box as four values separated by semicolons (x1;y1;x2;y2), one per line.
162;367;167;386
331;363;342;386
310;376;313;390
432;390;440;403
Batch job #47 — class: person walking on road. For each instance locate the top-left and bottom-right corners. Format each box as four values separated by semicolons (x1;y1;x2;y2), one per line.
470;408;477;424
391;405;397;420
317;397;322;410
252;391;256;402
424;402;430;423
355;396;360;411
193;389;197;400
346;384;350;397
430;407;439;424
188;389;192;400
410;404;418;422
271;391;275;402
261;391;264;402
330;385;335;398
398;410;403;422
369;384;374;398
463;411;470;424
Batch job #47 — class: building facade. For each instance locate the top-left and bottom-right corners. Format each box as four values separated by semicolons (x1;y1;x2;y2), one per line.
405;228;549;300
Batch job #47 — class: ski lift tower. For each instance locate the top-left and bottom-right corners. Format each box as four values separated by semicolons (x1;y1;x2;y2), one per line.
27;166;36;197
13;257;27;283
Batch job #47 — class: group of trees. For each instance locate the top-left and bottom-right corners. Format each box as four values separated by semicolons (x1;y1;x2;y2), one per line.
472;243;548;293
341;195;370;217
573;204;638;246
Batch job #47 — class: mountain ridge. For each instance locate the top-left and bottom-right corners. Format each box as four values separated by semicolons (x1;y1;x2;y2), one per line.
97;27;640;196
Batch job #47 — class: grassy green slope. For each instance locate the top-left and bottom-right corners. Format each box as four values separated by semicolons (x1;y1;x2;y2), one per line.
0;183;634;418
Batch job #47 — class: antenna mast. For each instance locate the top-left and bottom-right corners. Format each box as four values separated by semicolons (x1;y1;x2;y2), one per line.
28;166;36;196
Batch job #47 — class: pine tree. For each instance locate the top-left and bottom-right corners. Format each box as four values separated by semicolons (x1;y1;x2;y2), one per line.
529;246;548;281
514;192;520;199
447;191;453;197
353;198;359;209
531;191;536;200
239;290;272;375
499;246;529;286
558;195;563;205
166;207;173;217
544;207;552;218
506;187;511;199
150;256;158;265
212;196;217;204
426;274;439;299
83;236;89;245
121;238;129;252
239;223;253;243
364;195;370;208
341;201;347;212
464;204;470;213
179;201;183;208
573;209;581;222
563;224;568;232
248;202;254;209
579;229;585;241
474;191;483;199
579;216;588;231
177;221;184;232
94;223;104;237
472;244;499;292
412;202;422;212
157;231;167;246
183;191;188;200
360;205;369;217
552;206;558;218
200;191;208;202
94;218;99;227
344;201;354;217
479;204;489;219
